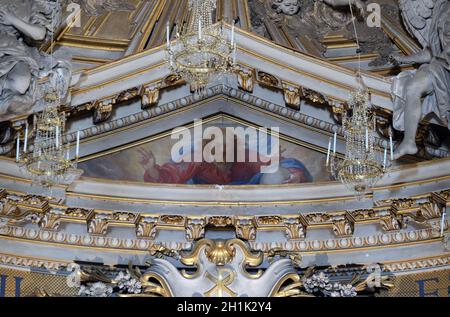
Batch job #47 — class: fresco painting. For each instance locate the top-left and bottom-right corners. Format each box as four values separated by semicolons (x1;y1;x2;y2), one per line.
78;118;330;185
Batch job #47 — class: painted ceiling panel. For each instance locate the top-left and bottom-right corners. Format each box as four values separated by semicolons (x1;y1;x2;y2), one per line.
78;115;330;185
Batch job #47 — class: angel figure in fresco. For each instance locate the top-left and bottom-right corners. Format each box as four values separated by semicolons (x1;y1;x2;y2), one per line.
0;0;71;120
137;142;313;186
391;0;450;159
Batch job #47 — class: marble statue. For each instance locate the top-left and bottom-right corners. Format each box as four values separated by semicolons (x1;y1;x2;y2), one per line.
0;0;71;121
391;0;450;159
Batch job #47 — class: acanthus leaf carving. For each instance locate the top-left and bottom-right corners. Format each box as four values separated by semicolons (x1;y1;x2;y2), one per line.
186;217;206;241
236;218;256;241
284;217;306;240
380;214;403;232
88;214;109;236
39;208;65;231
332;216;354;237
136;216;158;239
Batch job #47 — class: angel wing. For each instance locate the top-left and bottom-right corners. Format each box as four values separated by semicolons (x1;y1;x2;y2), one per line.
70;0;135;16
398;0;438;48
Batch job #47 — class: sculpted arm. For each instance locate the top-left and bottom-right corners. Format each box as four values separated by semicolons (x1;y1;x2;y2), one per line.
392;49;432;65
0;9;47;41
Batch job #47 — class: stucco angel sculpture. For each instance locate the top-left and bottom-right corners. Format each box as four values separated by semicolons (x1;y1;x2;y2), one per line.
267;0;366;51
0;0;71;121
272;0;365;16
391;0;450;159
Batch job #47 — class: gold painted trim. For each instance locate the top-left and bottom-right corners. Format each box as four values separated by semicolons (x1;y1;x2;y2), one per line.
72;56;114;65
67;24;392;102
328;54;379;63
0;252;71;267
72;61;166;95
136;0;167;52
238;46;392;100
77;113;332;163
0;235;150;255
70;94;344;161
253;238;442;256
0;231;442;256
92;12;112;37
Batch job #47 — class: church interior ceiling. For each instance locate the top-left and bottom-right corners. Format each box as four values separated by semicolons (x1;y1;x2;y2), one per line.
54;0;415;73
0;0;449;299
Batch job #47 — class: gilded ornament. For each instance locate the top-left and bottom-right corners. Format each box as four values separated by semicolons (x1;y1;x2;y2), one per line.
283;85;302;111
237;69;255;93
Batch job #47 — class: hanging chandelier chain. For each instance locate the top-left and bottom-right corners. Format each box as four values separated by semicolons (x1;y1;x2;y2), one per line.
166;0;236;93
14;0;82;189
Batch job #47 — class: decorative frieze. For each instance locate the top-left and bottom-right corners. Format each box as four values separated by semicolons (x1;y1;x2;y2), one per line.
0;222;442;254
60;84;419;159
382;254;450;272
0;253;69;271
0;189;448;250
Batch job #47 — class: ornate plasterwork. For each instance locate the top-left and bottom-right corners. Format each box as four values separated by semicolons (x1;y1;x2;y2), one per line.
0;218;443;255
59;238;395;298
443;234;450;252
0;252;69;271
248;0;396;66
382;254;450;273
237;67;254;93
0;189;448;253
61;83;396;158
53;71;447;161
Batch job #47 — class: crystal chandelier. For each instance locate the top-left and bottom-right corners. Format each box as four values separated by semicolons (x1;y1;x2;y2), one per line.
14;0;82;189
327;77;393;196
15;91;83;188
166;0;237;92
